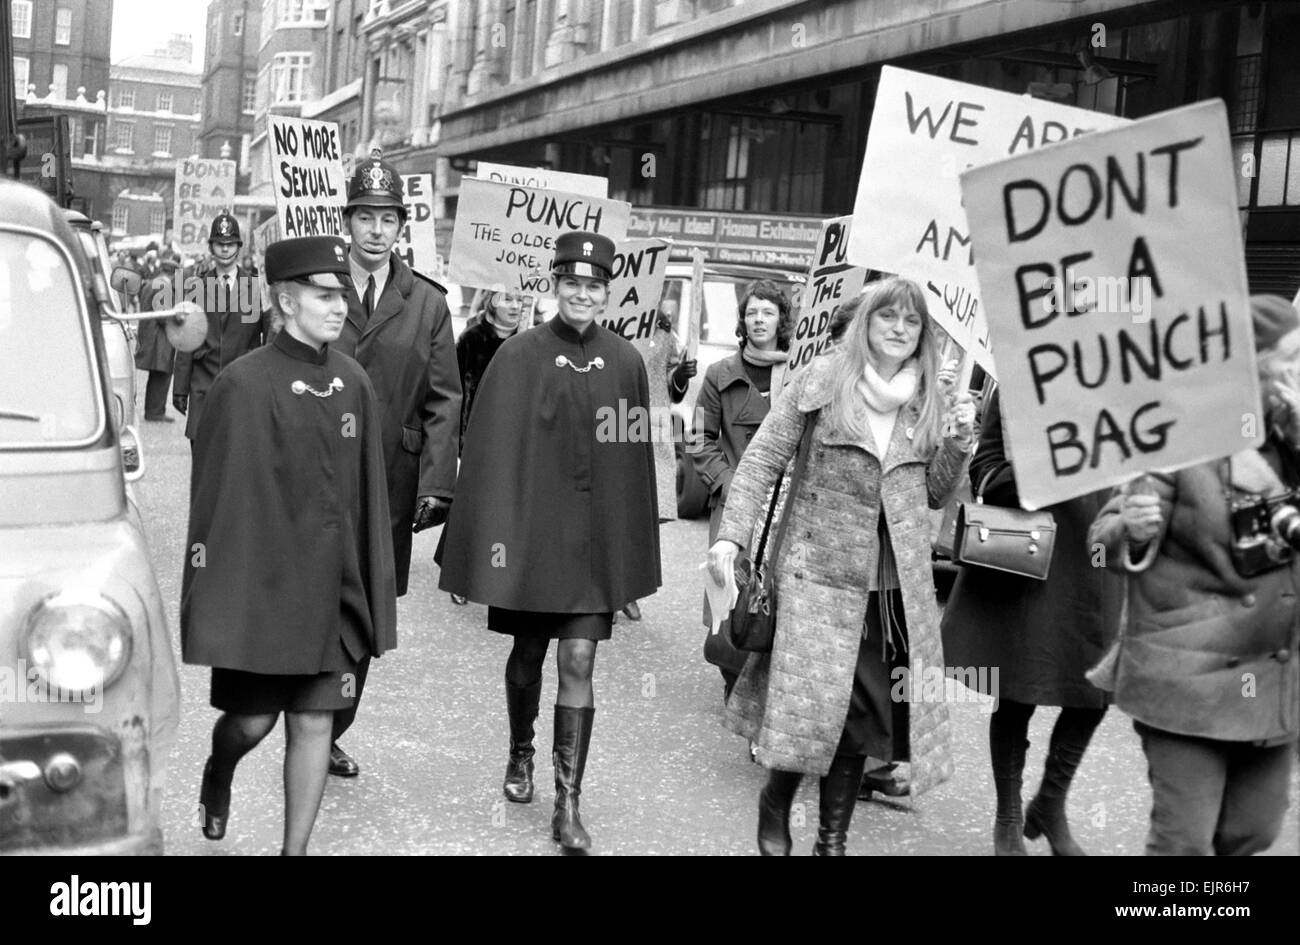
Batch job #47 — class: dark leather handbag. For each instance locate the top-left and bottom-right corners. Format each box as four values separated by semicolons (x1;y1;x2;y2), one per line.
952;467;1057;580
727;413;817;653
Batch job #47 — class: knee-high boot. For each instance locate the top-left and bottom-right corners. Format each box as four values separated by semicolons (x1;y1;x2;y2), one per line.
503;680;542;803
1024;707;1105;856
757;768;803;856
991;702;1033;856
551;705;595;850
813;754;868;856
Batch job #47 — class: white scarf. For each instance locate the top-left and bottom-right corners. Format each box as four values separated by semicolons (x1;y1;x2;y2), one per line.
856;360;918;453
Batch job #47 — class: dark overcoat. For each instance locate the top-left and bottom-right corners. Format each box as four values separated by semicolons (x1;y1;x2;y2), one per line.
173;261;267;439
455;317;515;455
336;253;461;596
133;273;176;373
437;316;662;612
941;391;1122;708
181;331;397;674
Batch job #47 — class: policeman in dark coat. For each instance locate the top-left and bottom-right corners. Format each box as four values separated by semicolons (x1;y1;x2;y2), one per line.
439;231;662;851
134;251;180;421
182;235;396;855
329;150;462;776
173;212;268;441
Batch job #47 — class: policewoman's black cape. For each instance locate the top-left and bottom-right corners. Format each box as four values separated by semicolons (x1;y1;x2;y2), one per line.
438;316;661;612
181;331;397;674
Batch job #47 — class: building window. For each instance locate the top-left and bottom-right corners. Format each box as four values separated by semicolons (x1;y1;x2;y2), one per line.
154;126;173;155
55;7;73;45
83;119;99;159
114;122;134;151
270;53;312;104
149;207;166;235
12;1;32;39
52;64;68;99
112;205;129;232
279;0;328;26
13;57;29;96
233;11;245;36
118;88;135;109
158;91;173;112
242;76;256;113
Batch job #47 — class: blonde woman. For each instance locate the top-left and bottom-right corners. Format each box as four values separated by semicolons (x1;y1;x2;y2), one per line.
708;277;975;855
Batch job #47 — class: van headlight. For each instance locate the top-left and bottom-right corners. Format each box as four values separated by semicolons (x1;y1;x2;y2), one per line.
21;590;132;695
112;393;126;429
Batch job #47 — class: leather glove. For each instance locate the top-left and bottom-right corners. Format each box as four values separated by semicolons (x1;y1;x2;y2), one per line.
672;358;698;387
412;496;451;533
173;394;188;416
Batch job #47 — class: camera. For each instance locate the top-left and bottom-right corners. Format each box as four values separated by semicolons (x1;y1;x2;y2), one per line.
1229;492;1300;577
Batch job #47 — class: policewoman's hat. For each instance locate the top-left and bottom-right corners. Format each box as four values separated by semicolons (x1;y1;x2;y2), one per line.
265;236;351;289
208;212;242;245
346;148;405;214
551;231;615;282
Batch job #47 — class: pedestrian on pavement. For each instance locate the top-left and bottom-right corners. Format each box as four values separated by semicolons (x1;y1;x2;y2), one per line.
690;280;792;695
329;149;462;779
708;277;974;855
445;288;526;607
182;236;397;856
172;212;267;443
437;231;661;852
941;388;1123;855
135;251;181;422
1088;295;1300;856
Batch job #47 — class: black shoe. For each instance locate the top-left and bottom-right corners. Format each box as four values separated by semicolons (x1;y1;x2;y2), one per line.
995;818;1028;855
757;769;802;856
504;679;541;803
858;762;909;800
814;754;867;855
450;593;468;605
143;414;174;423
551;706;595;850
1024;795;1087;856
621;601;642;621
199;757;231;841
328;742;360;778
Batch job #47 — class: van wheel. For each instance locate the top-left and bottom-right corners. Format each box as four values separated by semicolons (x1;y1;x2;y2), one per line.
676;450;709;519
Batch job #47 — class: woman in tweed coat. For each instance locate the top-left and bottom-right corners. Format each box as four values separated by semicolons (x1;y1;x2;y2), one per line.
708;278;974;855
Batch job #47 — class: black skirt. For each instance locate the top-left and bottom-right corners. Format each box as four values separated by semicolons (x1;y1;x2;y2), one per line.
487;608;613;641
838;589;910;761
209;638;360;714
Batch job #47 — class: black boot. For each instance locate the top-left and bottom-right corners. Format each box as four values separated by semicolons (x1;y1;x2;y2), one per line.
503;680;541;803
756;769;803;856
813;754;867;856
551;705;595;850
1024;710;1102;856
990;702;1032;856
199;757;232;841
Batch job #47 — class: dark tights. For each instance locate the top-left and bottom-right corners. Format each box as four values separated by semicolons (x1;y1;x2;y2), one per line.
505;636;598;708
989;698;1106;821
210;710;333;855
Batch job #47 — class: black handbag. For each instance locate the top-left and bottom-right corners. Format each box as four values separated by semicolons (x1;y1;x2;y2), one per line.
952;467;1057;580
727;413;817;654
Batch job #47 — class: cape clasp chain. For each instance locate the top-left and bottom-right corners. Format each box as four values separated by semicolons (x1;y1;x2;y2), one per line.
291;377;344;397
554;355;605;373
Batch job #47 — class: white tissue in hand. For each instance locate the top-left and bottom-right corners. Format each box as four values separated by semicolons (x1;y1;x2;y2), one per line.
701;561;739;635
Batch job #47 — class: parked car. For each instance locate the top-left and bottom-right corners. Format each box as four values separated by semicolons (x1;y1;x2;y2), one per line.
0;178;181;854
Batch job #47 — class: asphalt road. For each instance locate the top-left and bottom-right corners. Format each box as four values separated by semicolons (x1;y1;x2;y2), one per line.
133;405;1299;856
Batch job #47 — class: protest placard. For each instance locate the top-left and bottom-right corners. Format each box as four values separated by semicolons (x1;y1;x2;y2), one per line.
476;161;609;198
251;215;280;308
268;116;347;239
174;158;237;256
393;172;438;279
599;238;672;352
784;217;868;384
960;99;1259;510
848;66;1128;377
448;178;631;295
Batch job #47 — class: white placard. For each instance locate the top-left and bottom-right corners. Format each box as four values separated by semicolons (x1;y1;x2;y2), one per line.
785;216;868;383
599;238;672;352
174;158;237;256
476;161;609;198
395;172;438;279
268;116;347;238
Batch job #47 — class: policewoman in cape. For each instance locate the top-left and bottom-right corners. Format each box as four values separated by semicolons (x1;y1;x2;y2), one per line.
438;231;662;851
328;150;462;777
182;236;397;856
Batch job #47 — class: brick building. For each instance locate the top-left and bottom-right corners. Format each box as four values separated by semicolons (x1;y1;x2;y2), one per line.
198;0;261;187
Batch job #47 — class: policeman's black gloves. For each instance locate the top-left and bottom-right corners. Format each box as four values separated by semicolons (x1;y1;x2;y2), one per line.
412;496;451;533
173;394;188;416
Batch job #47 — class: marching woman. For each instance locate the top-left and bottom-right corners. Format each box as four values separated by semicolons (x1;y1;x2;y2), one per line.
707;278;974;854
445;288;527;606
183;236;397;855
438;231;661;851
941;389;1123;855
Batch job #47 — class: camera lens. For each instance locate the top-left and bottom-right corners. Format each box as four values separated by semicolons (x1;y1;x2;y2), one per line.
1269;504;1300;551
